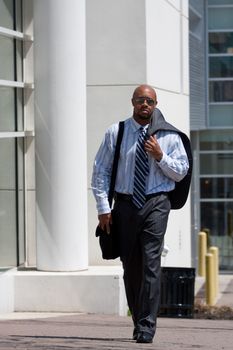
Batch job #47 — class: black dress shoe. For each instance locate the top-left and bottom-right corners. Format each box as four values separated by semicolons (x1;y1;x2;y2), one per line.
136;333;153;343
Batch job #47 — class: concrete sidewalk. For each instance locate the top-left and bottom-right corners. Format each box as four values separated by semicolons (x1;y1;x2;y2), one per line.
0;313;232;349
0;273;233;349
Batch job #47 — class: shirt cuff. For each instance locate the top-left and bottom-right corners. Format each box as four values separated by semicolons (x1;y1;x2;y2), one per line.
156;151;167;166
96;199;111;215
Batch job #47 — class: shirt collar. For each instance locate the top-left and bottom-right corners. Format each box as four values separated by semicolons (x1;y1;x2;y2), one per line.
130;117;149;133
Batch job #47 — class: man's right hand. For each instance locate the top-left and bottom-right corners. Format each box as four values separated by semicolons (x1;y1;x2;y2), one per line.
98;213;112;234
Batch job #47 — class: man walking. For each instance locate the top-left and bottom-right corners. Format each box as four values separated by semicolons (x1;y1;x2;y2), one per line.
91;84;191;343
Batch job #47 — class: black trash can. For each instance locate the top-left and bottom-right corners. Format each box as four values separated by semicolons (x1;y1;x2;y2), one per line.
158;267;195;318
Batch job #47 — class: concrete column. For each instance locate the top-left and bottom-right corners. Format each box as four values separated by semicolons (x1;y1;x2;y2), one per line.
33;0;88;271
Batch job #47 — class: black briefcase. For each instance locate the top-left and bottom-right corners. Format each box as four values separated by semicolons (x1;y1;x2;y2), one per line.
95;211;120;260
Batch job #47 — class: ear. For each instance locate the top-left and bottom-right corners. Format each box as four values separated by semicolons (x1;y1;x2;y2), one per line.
131;98;135;107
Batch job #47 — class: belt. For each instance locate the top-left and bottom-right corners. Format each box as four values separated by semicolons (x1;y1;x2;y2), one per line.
114;192;132;202
114;192;167;202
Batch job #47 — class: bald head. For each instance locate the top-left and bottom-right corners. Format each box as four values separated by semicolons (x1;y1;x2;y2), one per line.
131;84;158;125
132;84;157;102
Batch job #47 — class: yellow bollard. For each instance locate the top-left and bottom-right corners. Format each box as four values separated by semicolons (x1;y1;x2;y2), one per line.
202;228;211;248
209;246;219;297
205;253;215;306
208;248;216;299
198;231;207;277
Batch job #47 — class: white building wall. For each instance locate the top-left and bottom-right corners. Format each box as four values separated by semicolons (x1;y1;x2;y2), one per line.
146;0;191;267
86;0;147;265
87;0;191;267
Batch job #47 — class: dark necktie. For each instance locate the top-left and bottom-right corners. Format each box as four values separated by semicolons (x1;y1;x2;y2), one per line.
132;126;149;208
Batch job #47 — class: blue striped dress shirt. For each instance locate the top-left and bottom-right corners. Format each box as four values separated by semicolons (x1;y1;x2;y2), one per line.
91;117;189;215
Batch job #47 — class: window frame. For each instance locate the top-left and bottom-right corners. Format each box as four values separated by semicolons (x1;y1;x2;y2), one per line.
207;2;233;128
0;0;34;267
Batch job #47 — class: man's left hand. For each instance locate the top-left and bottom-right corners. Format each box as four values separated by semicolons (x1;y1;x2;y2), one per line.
145;136;163;162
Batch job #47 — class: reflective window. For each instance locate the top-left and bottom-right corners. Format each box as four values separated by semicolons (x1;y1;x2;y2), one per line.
0;37;23;81
209;104;233;126
208;3;233;127
200;153;233;175
209;0;233;5
203;1;233;270
200;130;233;150
0;36;15;80
15;0;22;32
201;202;233;237
209;32;233;54
0;138;25;267
201;177;233;198
209;80;233;102
208;7;233;30
201;201;233;270
0;0;24;267
0;87;23;131
0;0;22;31
0;0;14;29
209;56;233;78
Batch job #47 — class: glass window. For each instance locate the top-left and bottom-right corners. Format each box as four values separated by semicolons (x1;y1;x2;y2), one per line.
209;7;233;30
209;104;233;126
0;36;14;80
205;3;233;270
0;0;22;31
201;202;233;237
200;153;233;175
0;138;16;189
0;37;23;82
0;138;17;266
201;177;233;198
0;189;17;266
0;87;15;130
16;40;23;82
200;130;233;150
0;0;14;30
17;138;25;265
201;201;233;270
0;0;25;267
0;87;23;131
209;32;233;54
209;0;233;5
209;56;233;78
209;80;233;102
16;88;23;130
15;0;22;32
0;138;25;267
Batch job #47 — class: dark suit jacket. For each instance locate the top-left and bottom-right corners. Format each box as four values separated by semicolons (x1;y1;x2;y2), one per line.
147;108;193;209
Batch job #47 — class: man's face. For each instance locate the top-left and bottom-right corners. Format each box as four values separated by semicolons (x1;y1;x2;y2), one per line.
132;87;157;123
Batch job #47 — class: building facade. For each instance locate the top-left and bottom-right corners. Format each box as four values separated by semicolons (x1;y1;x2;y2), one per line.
190;0;233;270
0;0;231;314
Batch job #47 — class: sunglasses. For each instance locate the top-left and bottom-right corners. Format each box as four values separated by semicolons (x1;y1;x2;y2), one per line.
134;97;155;106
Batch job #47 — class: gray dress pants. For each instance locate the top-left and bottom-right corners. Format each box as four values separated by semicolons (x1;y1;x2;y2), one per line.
113;193;171;337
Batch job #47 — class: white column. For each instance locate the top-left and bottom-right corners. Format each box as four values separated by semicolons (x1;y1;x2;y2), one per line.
33;0;88;271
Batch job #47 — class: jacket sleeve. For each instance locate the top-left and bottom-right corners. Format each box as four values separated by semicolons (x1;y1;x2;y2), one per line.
156;132;189;182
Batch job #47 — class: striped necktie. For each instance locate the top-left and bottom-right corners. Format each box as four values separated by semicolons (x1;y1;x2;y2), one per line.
132;126;149;208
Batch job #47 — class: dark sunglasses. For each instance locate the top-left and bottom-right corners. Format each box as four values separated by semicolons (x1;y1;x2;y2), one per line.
134;97;155;106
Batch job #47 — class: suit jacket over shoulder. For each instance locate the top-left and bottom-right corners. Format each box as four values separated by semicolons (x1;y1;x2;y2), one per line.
148;108;193;209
